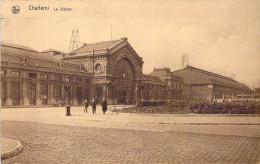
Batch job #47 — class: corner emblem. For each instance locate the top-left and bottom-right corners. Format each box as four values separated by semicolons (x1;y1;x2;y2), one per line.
11;5;20;14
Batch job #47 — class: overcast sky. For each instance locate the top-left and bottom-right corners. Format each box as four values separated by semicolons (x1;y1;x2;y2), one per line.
1;0;260;89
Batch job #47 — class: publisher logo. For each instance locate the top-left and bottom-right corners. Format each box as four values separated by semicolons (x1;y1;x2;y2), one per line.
11;5;20;14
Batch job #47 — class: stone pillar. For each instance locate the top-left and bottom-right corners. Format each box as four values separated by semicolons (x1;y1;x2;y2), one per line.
103;84;107;99
23;81;29;105
140;87;143;101
61;83;65;99
135;85;139;104
36;81;41;105
6;79;12;106
49;83;55;104
72;85;78;105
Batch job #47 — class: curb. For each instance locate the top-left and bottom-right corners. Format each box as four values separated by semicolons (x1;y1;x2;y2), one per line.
1;138;23;160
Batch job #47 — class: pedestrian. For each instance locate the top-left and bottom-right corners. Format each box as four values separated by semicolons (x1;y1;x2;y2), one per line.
101;97;107;115
84;99;88;113
91;98;96;115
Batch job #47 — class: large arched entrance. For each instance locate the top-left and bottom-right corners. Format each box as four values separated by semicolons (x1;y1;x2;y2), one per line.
114;58;135;104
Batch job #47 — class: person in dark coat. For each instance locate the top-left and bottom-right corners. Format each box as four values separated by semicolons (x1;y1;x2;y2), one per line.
91;98;96;115
101;98;107;115
84;99;88;113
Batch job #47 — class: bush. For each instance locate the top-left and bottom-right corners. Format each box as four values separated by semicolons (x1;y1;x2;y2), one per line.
119;100;260;114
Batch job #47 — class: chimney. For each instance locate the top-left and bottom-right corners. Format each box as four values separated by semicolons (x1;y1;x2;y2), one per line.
82;43;87;46
121;37;128;41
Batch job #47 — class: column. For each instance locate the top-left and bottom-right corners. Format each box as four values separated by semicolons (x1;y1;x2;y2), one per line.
140;87;143;101
36;81;41;105
6;79;12;106
61;83;65;99
72;85;78;105
103;84;107;99
135;85;139;104
49;83;55;104
23;81;29;105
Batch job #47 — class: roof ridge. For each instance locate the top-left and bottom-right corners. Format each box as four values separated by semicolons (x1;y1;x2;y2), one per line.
1;41;38;52
85;38;122;45
185;66;234;81
70;38;123;53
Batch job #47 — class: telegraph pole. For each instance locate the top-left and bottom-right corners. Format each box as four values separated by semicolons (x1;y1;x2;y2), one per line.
92;49;95;99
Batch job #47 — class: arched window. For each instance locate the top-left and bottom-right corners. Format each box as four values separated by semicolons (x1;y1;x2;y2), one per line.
121;71;127;79
22;57;28;63
80;65;83;72
60;63;64;69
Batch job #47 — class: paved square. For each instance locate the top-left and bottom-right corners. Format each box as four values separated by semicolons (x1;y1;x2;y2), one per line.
1;106;260;163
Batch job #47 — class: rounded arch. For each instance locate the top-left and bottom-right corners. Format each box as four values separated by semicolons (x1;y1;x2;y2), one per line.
114;57;135;80
113;56;136;104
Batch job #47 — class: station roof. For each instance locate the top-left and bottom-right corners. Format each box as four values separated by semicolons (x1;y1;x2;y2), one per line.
70;38;125;53
172;66;252;91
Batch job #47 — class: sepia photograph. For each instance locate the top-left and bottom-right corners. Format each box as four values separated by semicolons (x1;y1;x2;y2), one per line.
1;0;260;163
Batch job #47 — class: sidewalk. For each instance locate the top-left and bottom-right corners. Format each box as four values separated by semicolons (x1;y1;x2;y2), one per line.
2;106;260;125
1;138;23;160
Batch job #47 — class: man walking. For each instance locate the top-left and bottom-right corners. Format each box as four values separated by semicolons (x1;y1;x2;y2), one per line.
91;98;96;115
101;97;107;115
84;99;88;113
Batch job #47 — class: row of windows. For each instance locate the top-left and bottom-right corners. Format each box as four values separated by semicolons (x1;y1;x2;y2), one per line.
1;70;90;83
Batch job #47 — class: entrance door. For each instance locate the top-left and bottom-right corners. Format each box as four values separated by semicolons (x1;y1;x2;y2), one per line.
120;91;126;103
64;86;71;105
41;84;48;105
76;87;83;105
11;82;20;105
29;84;36;105
84;88;90;102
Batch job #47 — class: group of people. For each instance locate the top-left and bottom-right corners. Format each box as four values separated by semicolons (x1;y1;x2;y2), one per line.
84;98;108;115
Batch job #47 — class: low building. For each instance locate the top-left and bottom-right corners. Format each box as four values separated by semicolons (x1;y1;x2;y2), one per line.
172;66;252;100
149;67;183;100
1;42;92;106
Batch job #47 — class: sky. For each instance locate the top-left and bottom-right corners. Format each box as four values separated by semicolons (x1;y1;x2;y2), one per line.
1;0;260;89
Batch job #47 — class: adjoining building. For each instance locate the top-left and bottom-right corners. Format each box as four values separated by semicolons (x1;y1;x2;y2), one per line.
1;42;93;106
172;66;253;101
149;67;183;100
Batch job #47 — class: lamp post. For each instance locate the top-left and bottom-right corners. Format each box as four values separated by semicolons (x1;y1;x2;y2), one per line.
65;76;71;116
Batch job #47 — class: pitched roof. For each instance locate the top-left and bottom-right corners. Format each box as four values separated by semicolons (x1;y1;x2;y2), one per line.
1;41;38;52
142;74;162;82
41;48;62;53
1;42;81;66
172;66;251;90
70;39;124;53
149;67;171;81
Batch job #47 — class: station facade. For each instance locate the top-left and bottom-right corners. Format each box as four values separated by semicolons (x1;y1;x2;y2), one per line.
1;38;182;106
1;38;252;106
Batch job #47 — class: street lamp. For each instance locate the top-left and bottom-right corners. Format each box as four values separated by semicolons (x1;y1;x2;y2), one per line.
65;76;71;116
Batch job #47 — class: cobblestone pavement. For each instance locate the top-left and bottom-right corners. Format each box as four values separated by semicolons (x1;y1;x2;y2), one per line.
2;121;260;164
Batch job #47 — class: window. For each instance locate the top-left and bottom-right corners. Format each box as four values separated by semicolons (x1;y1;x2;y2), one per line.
77;78;83;83
1;70;7;76
41;74;48;79
97;87;103;98
54;75;62;81
60;63;64;69
29;73;37;78
121;71;127;78
22;57;28;63
80;66;83;72
85;78;91;84
11;71;20;77
65;76;72;82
